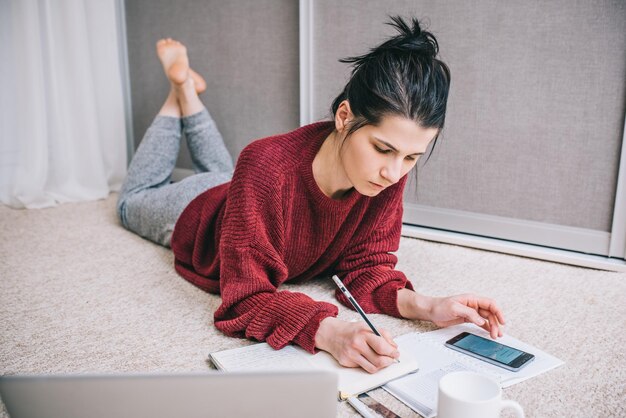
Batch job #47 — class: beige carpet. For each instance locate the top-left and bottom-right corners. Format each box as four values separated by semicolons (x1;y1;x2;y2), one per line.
1;194;625;417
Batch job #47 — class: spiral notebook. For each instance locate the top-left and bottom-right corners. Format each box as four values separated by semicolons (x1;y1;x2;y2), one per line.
209;342;419;400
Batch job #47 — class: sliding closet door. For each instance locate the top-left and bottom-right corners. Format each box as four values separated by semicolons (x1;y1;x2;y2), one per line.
303;0;626;262
125;0;299;166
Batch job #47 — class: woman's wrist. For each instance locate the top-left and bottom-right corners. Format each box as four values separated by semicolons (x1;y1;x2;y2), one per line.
397;288;434;321
314;316;340;351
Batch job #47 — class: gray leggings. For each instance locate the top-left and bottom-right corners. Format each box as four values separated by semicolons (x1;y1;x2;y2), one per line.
117;109;234;247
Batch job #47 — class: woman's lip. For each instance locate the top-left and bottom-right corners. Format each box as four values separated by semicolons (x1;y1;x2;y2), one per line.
370;182;385;189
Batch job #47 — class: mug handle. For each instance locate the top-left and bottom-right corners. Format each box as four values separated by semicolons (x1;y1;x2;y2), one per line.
501;400;525;418
500;400;525;418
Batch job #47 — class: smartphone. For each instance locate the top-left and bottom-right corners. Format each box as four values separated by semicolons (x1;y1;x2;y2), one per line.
444;332;535;372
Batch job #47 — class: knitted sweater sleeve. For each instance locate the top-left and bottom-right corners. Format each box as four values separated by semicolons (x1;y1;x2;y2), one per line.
213;144;338;353
333;178;414;318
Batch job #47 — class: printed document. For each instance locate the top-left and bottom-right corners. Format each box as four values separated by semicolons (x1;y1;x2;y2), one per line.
383;324;564;418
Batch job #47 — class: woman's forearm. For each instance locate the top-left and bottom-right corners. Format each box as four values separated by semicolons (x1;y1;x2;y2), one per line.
397;288;434;321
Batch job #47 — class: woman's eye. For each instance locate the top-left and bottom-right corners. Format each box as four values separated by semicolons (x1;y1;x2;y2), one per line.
405;155;417;161
374;145;391;154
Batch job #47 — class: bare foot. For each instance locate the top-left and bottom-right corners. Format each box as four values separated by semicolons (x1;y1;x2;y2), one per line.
189;69;206;94
156;38;188;85
156;38;206;93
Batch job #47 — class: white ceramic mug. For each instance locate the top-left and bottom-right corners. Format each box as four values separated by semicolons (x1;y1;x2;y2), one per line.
437;371;525;418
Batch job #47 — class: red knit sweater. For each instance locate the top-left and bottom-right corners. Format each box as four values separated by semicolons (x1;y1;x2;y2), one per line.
171;121;413;353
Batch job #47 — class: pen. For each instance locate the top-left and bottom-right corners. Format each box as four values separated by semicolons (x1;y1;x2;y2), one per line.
331;275;400;363
331;275;382;337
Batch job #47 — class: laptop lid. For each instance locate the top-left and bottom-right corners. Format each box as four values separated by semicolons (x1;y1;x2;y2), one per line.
0;371;338;418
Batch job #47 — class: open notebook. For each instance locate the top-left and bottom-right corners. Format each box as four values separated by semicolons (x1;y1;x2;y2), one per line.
209;342;419;400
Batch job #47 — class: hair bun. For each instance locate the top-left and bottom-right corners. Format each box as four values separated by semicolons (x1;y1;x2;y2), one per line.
380;16;439;59
332;15;450;134
339;16;439;70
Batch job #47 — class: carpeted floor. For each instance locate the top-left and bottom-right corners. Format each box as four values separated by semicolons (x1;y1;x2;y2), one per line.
1;194;625;417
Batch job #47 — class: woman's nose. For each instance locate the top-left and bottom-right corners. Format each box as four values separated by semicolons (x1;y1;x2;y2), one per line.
381;159;402;185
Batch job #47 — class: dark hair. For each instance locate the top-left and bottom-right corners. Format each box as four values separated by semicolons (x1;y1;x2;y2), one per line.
331;16;451;155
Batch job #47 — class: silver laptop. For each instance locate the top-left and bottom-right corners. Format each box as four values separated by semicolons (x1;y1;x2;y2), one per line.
0;371;337;418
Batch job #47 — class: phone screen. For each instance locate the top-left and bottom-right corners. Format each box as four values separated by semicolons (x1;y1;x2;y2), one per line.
452;333;525;366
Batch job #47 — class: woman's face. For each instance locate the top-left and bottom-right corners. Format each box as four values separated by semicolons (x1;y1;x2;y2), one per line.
339;114;438;197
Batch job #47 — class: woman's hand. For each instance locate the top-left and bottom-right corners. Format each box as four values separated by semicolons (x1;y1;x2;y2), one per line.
428;294;506;338
398;289;506;338
314;317;400;374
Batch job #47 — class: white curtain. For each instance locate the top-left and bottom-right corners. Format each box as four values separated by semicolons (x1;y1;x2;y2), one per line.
0;0;127;209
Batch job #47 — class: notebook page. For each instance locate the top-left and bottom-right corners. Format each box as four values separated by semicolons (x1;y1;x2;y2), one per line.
209;343;316;371
210;342;419;399
308;349;419;398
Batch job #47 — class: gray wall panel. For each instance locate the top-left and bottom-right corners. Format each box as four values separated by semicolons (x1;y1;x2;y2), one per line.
311;0;626;232
125;0;299;167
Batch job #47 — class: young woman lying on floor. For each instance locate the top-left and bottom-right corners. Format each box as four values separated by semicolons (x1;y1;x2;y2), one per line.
117;16;505;374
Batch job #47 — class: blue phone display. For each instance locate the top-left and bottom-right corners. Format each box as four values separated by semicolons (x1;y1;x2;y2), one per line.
454;333;523;364
445;332;535;371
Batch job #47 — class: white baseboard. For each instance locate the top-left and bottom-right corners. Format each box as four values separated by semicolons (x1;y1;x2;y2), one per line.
402;224;626;272
404;203;611;256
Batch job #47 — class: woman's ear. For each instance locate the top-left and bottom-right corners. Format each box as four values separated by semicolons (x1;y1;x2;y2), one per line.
334;100;353;133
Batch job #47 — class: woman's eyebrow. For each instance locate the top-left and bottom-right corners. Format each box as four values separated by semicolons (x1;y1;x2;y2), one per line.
373;137;424;156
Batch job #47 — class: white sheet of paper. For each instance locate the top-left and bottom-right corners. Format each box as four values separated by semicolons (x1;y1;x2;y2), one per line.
383;324;564;418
